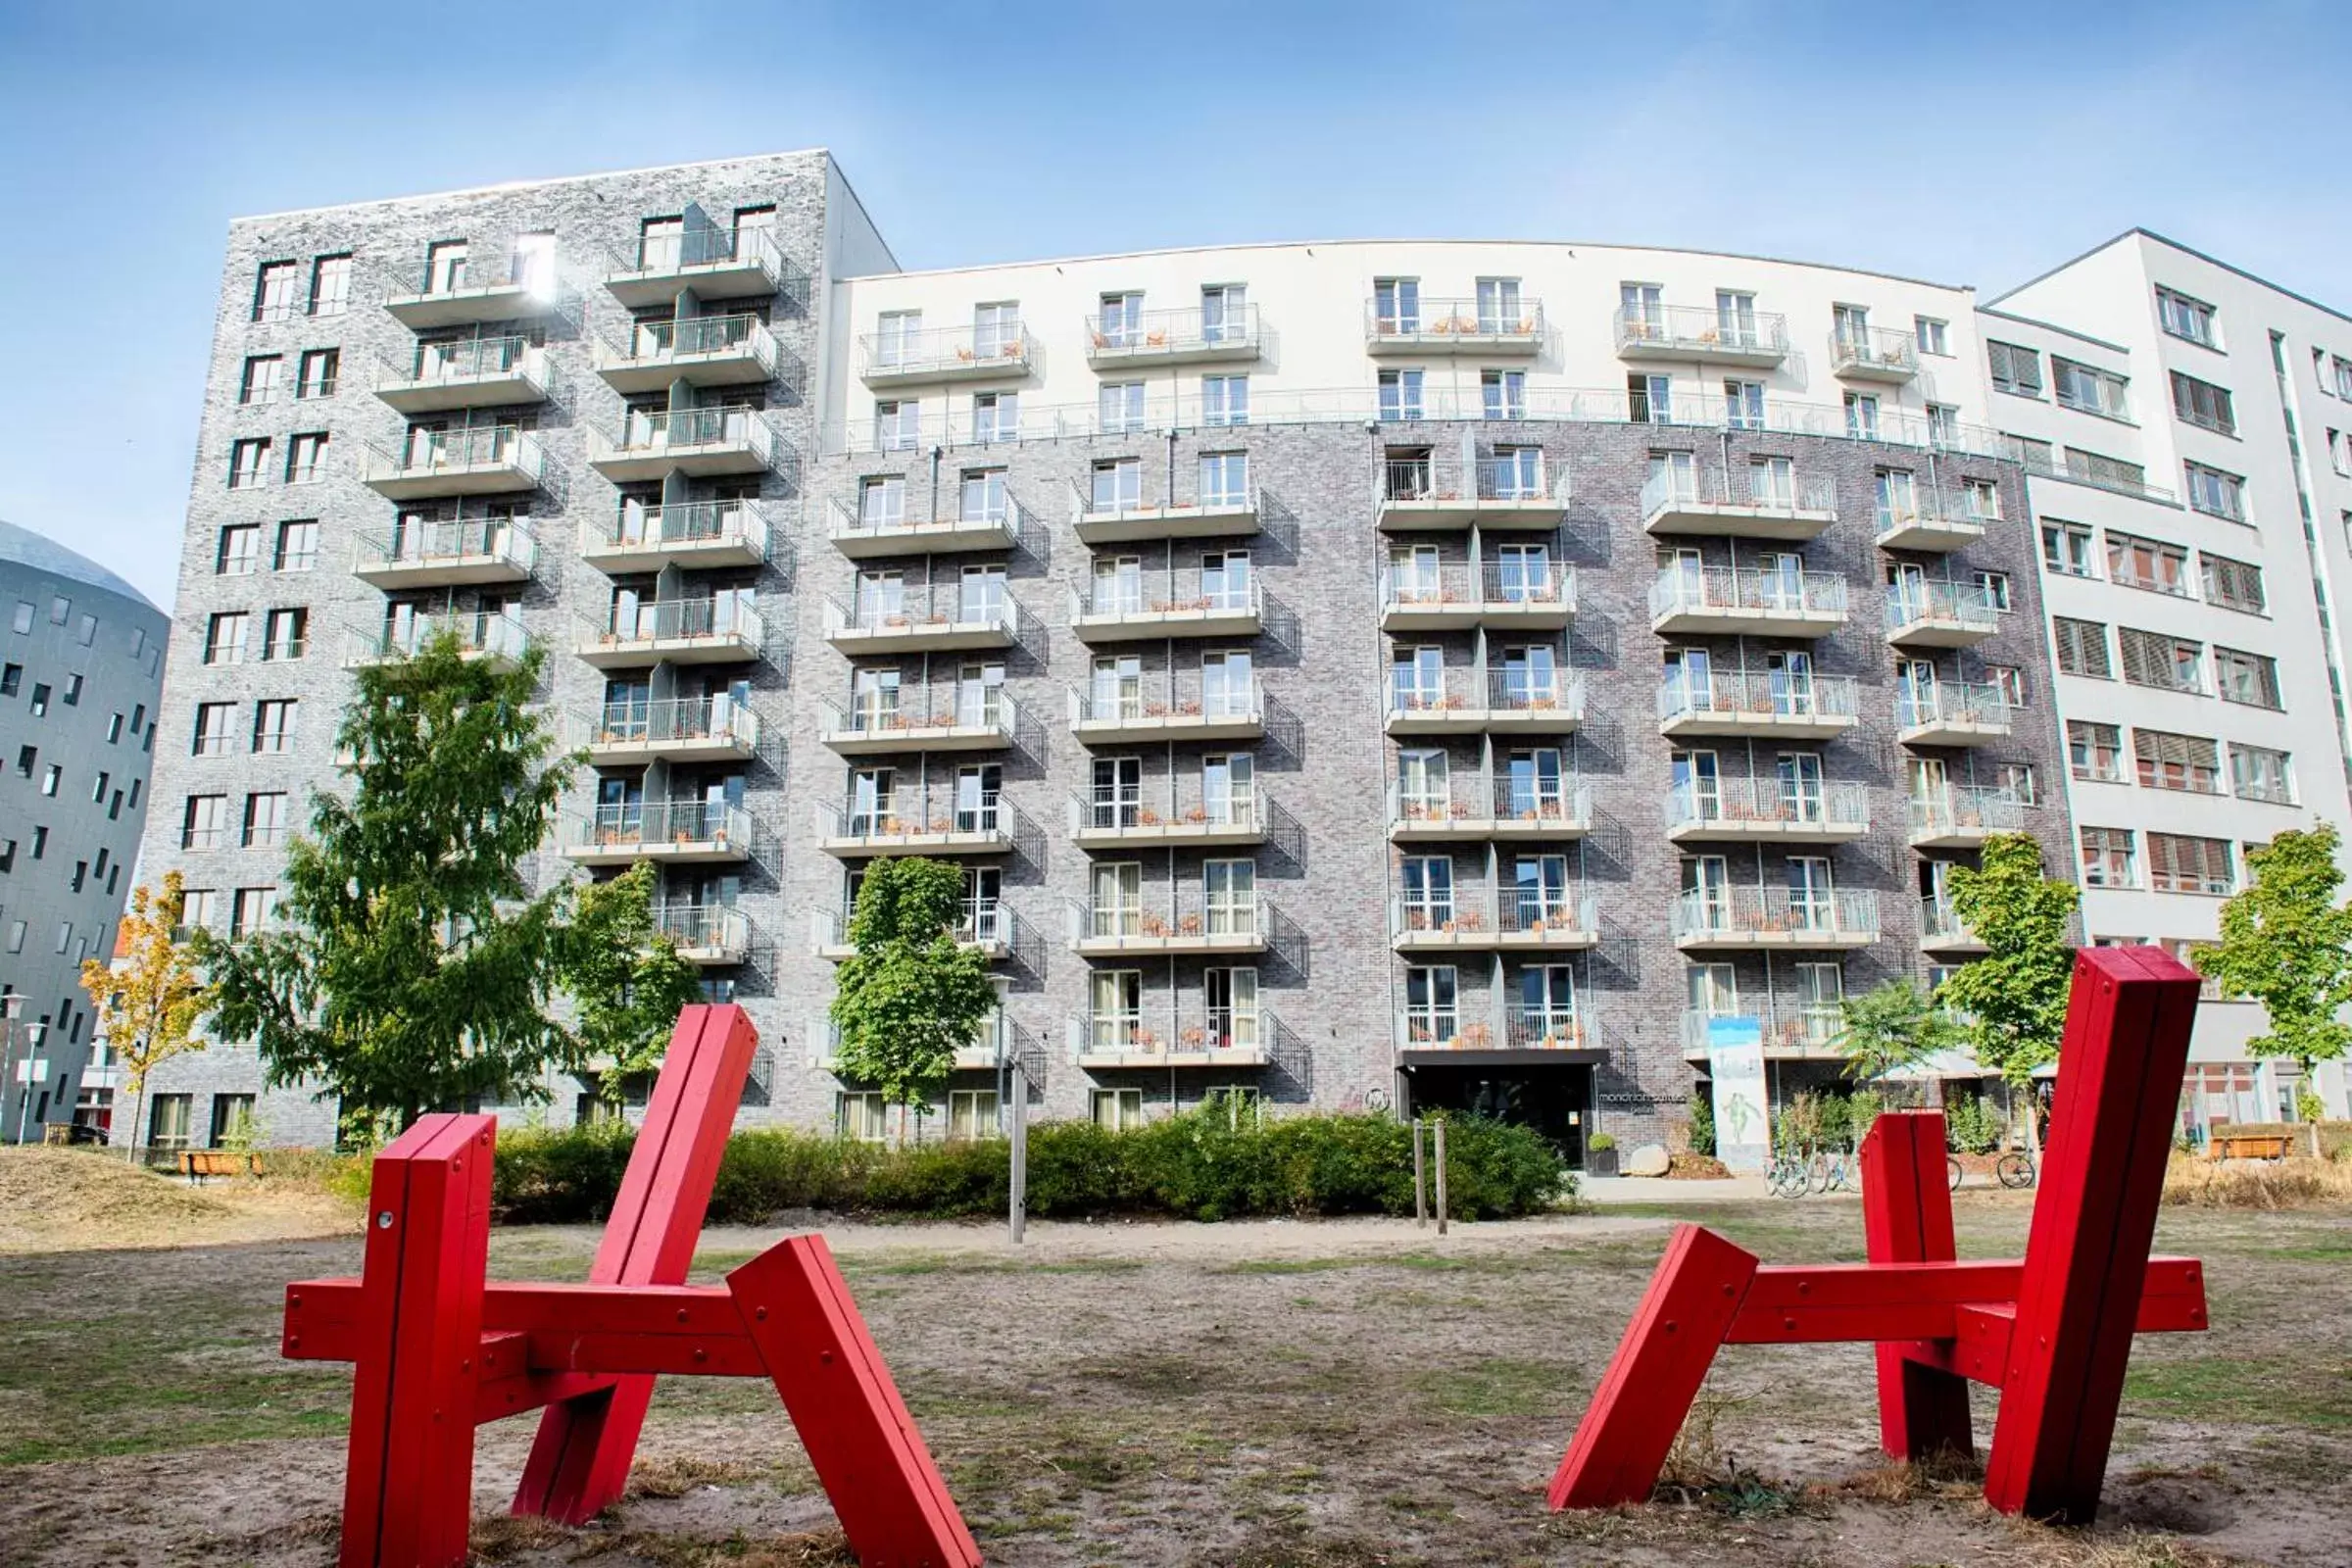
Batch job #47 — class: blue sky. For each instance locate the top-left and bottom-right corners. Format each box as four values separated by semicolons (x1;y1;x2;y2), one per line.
2;0;2346;610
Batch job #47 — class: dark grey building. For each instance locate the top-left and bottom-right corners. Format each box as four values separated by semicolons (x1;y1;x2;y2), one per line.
0;518;169;1141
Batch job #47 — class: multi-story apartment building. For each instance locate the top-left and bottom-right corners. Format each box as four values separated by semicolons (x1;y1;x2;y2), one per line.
0;518;170;1141
132;152;2345;1159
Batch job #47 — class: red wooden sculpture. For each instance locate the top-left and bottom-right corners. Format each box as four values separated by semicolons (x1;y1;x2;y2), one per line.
1550;946;2207;1524
282;1004;982;1568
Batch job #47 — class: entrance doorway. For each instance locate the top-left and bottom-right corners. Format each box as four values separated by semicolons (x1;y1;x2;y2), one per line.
1403;1062;1593;1168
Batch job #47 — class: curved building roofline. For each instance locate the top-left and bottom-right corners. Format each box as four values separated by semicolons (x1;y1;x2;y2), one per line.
0;517;163;612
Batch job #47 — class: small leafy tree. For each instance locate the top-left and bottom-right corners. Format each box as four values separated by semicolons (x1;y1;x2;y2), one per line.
2194;823;2352;1135
829;858;997;1142
1836;977;1964;1083
1938;833;2081;1153
78;870;213;1155
561;863;705;1107
203;632;579;1130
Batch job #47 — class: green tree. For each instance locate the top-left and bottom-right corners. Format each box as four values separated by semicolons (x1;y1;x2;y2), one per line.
202;632;580;1130
1835;977;1964;1083
828;858;998;1142
78;871;214;1156
2194;823;2352;1130
1937;833;2082;1153
562;862;706;1106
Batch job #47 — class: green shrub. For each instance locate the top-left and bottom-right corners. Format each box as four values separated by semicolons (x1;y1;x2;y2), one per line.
1941;1093;2005;1154
1686;1092;1716;1157
479;1109;1570;1225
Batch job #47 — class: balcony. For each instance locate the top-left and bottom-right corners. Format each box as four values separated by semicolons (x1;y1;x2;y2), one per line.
1068;892;1269;956
818;694;1018;756
1389;777;1592;842
1656;672;1860;740
1672;888;1880;951
1875;488;1993;553
1069;785;1272;849
1086;305;1263;367
656;905;754;966
1885;582;1999;649
829;495;1019;558
1364;297;1544;356
1612;304;1789;368
1398;1009;1599;1058
1070;482;1259;544
1069;678;1264;745
858;321;1034;388
593;314;795;393
1377;454;1564;529
1391;888;1599;952
1830;326;1919;383
1642;467;1838;540
351;518;536;590
1664;779;1870;844
816;791;1019;858
1072;1011;1274;1071
1679;1006;1848;1063
576;597;764;669
560;801;762;866
1647;566;1849;637
587;406;780;481
1908;786;2026;849
1896;684;2012;748
1070;572;1262;643
1920;895;1988;956
374;338;554;414
342;610;527;667
821;590;1021;656
578;499;771;574
381;257;560;329
603;225;810;310
1379;563;1575;631
565;696;760;767
361;426;544;500
812;904;1012;962
1384;669;1585;736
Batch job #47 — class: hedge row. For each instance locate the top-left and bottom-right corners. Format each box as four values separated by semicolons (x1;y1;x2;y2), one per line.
490;1110;1573;1224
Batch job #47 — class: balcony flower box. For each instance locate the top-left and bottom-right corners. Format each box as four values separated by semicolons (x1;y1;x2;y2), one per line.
1179;914;1202;936
1460;1021;1493;1048
1181;1026;1205;1049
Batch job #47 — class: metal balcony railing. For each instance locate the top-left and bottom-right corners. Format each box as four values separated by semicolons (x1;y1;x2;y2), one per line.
346;610;527;664
377;252;559;306
565;696;760;754
1074;1009;1273;1059
1896;682;2011;731
1067;478;1257;521
378;335;550;389
1379;452;1560;504
567;801;760;855
1640;465;1838;521
817;900;1008;954
1364;296;1544;342
1611;303;1790;358
1680;1005;1846;1056
1070;889;1266;947
1389;775;1592;831
1392;885;1595;941
1382;562;1575;612
353;517;536;574
1655;671;1861;724
582;499;770;562
821;690;1016;741
617;312;771;359
828;493;1023;547
587;596;763;649
598;404;777;461
1086;304;1261;360
820;786;1015;843
824;589;1021;640
605;224;808;300
363;426;544;485
1908;787;2025;840
1673;888;1881;942
1830;325;1918;376
1074;568;1261;620
1071;781;1267;835
1920;895;1980;945
1886;581;1999;634
654;904;753;957
1665;778;1870;833
859;320;1033;379
1648;566;1848;619
1071;673;1264;728
1386;668;1585;719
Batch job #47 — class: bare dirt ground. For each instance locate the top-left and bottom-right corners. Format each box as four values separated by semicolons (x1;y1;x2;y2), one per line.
2;1171;2346;1567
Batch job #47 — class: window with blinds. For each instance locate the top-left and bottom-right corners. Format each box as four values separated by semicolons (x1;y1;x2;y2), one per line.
2054;358;2132;419
2213;646;2281;709
2147;832;2233;895
2229;744;2293;804
1988;341;2043;397
2053;616;2113;678
2170;370;2237;436
2079;826;2137;887
2199;553;2265;614
2132;729;2221;792
2118;627;2202;692
2065;447;2148;492
2068;720;2123;781
2104;530;2190;595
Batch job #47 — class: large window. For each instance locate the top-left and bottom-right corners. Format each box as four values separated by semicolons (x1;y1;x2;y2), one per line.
1987;340;2042;397
2117;627;2202;693
2147;833;2234;895
2199;552;2266;614
309;254;352;318
2170;370;2236;435
2068;720;2122;782
2053;357;2130;419
2213;646;2281;709
252;261;297;322
2104;530;2189;596
2184;462;2246;521
2040;521;2093;577
2052;616;2113;679
2080;826;2137;888
2132;729;2222;793
2229;744;2294;804
2156;287;2218;348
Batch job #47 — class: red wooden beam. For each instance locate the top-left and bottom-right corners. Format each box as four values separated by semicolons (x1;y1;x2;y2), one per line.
1860;1110;1975;1462
1984;947;2201;1523
514;1004;760;1524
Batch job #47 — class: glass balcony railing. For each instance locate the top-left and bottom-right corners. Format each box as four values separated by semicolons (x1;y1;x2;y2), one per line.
1648;566;1849;620
1070;889;1267;948
345;610;527;665
1384;668;1585;721
1895;682;2011;733
1086;304;1262;362
566;800;760;857
581;499;770;564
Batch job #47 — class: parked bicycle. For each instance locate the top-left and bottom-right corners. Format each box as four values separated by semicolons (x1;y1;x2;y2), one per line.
1946;1154;1965;1192
1995;1149;2037;1189
1767;1151;1813;1199
1808;1146;1855;1195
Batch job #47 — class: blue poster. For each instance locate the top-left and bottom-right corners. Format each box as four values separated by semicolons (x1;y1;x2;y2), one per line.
1705;1017;1769;1174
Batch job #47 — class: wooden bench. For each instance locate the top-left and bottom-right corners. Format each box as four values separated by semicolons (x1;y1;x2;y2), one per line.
177;1150;263;1183
2209;1133;2291;1161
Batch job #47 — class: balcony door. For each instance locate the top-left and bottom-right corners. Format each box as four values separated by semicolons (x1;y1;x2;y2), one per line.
1404;964;1457;1043
1201;650;1251;718
1375;277;1420;335
956;661;1004;728
1897;658;1939;724
602;678;651;741
1493;542;1549;603
1787;857;1835;930
962;866;1002;945
1205;966;1258;1049
1833;304;1870;353
1100;292;1142;348
954;763;1001;833
1620;282;1662;335
1395;645;1444;710
1766;649;1813;714
1716;290;1758;348
1510;853;1571;926
1202;753;1253;827
1201;284;1247;344
1499;644;1554;708
857;569;905;625
972;303;1018;358
1093;861;1141;938
1093;555;1145;615
1093;655;1142;718
1907;755;1948;808
1793;961;1843;1046
1092;969;1142;1049
1390;544;1442;603
1682;855;1730;929
1648;448;1696;504
1777;751;1824;823
852;666;900;732
1202;859;1254;937
1750;456;1795;508
1518;964;1577;1041
1201;550;1250;611
874;310;921;368
1091;757;1141;828
1400;855;1455;931
1665;646;1712;710
1504;748;1563;818
851;768;894;836
1397;748;1449;819
1476;277;1522;334
1672;749;1720;820
1757;550;1804;611
1687;961;1739;1017
958;564;1004;623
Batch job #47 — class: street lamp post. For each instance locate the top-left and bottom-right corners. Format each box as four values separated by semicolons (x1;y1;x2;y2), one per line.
0;996;50;1145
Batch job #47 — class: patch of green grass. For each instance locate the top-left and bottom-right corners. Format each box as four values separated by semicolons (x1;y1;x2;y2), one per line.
2125;1348;2352;1430
1407;1355;1575;1418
